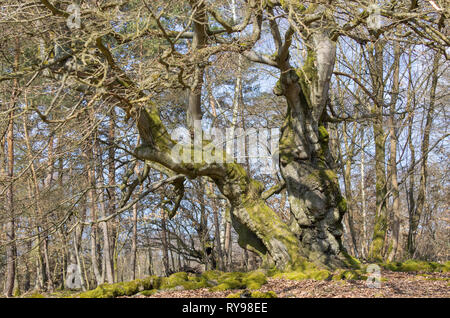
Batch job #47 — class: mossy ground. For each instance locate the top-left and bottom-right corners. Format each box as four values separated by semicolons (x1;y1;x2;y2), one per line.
26;292;45;298
268;267;367;282
381;260;450;273
226;290;277;298
15;260;448;298
264;259;448;281
76;276;160;298
70;270;267;298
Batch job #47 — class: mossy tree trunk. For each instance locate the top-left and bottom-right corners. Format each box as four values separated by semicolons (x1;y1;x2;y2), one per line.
387;43;401;262
132;106;305;269
108;33;349;271
367;39;388;262
273;28;349;268
132;30;351;270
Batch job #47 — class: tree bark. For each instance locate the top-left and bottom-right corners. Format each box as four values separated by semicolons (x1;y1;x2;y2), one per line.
387;43;401;262
94;136;114;284
106;110;117;282
358;128;369;259
4;39;19;297
187;0;207;132
130;177;139;280
210;183;224;270
160;207;170;275
4;79;16;297
87;151;102;285
341;121;360;258
368;39;388;262
407;51;440;257
274;26;350;268
23;114;55;291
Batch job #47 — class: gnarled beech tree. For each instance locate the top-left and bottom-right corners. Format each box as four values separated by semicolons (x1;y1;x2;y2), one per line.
15;0;447;271
126;1;353;270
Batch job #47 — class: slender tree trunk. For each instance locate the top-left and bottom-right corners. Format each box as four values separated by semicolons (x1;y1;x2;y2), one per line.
198;183;210;269
206;78;225;271
94;136;114;284
224;211;232;271
341;122;359;257
186;0;207;132
406;100;416;258
147;245;154;276
59;228;68;290
169;244;176;272
107;110;117;282
368;40;388;262
161;208;170;275
88;163;102;285
112;227;120;283
73;229;87;291
4;39;19;297
130;165;141;280
24;239;32;292
4;91;16;297
23;116;55;291
130;200;138;280
387;43;401;262
43;135;55;290
408;51;440;257
222;37;243;271
360;129;368;259
211;190;224;270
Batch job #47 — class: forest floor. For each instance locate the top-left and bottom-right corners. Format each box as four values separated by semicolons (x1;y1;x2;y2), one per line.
121;270;449;298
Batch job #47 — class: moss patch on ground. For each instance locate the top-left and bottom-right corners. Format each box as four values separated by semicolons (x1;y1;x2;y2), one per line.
26;292;45;298
159;271;212;290
73;270;268;298
209;270;268;291
381;260;449;273
61;260;450;298
226;290;277;298
271;269;332;281
331;269;367;281
76;276;161;298
137;289;159;296
268;266;370;282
